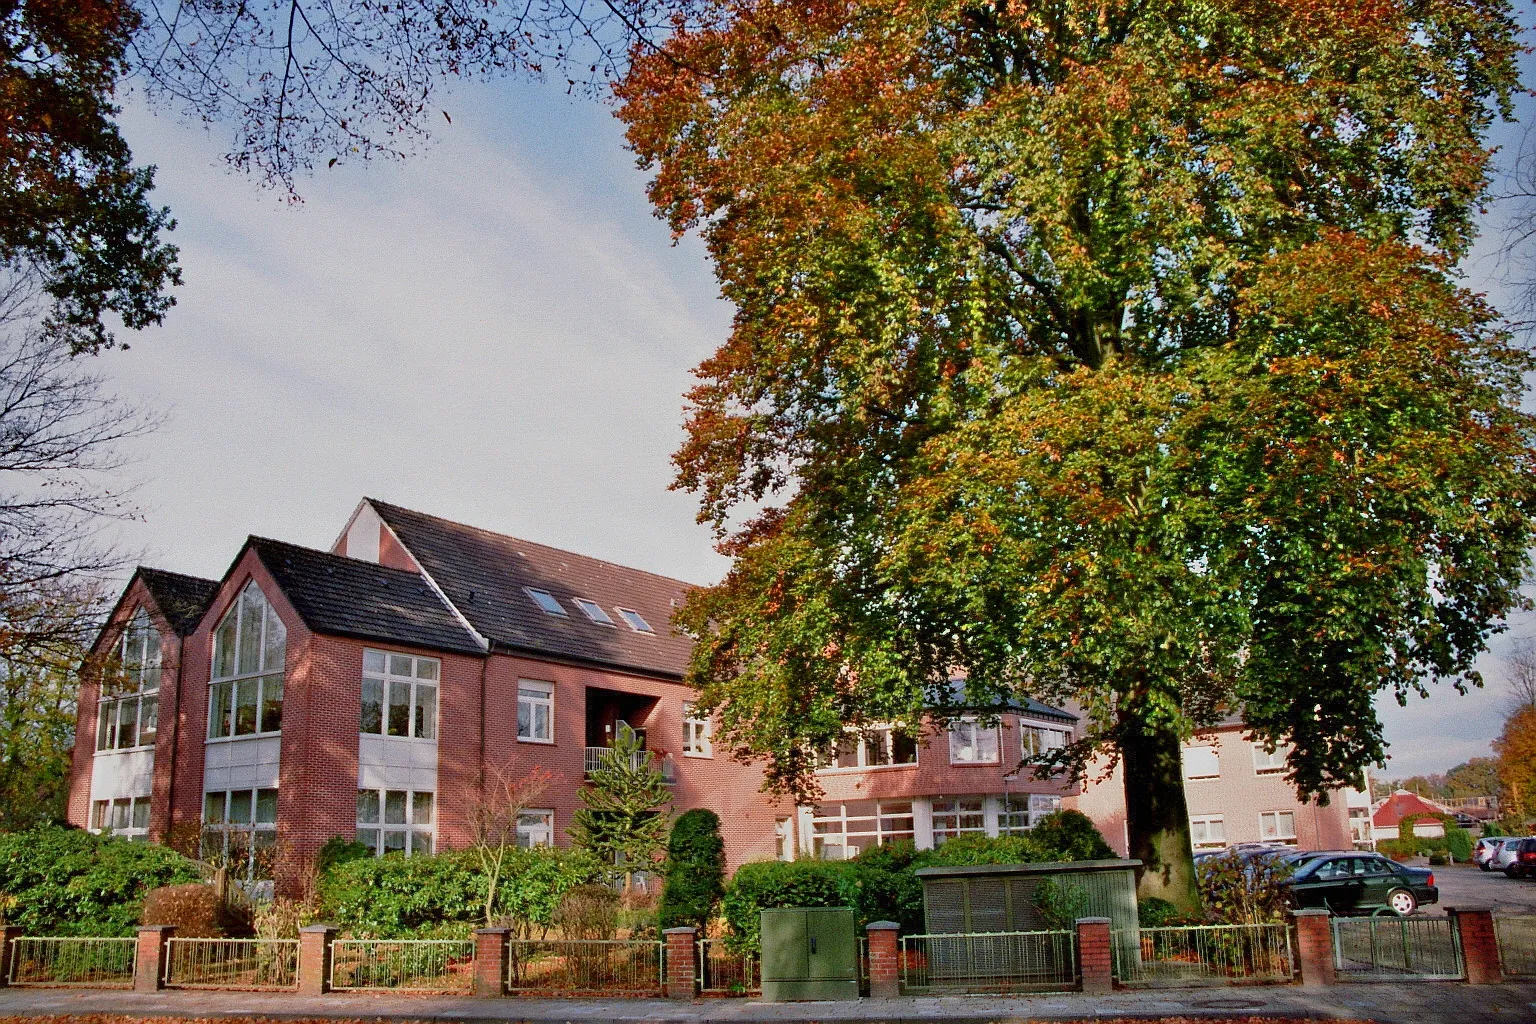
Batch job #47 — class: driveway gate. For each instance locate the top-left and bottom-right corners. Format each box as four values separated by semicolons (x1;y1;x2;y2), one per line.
1332;916;1462;981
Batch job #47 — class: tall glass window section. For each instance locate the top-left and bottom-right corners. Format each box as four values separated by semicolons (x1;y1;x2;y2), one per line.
208;583;286;738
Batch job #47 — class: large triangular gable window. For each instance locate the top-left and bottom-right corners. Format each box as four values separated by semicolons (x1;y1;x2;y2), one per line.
208;582;287;738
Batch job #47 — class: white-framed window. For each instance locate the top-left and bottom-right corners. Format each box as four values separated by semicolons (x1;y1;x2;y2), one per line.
208;583;286;739
616;607;653;633
524;587;568;616
574;598;615;625
948;719;999;764
91;796;151;841
1001;793;1062;833
202;788;278;882
1258;810;1297;844
682;705;712;757
517;680;554;742
360;650;439;739
1182;745;1220;780
1190;815;1226;848
1251;743;1287;774
824;726;918;770
356;788;435;856
931;796;986;844
517;809;554;848
97;608;162;751
775;817;793;861
812;799;914;860
1020;722;1072;759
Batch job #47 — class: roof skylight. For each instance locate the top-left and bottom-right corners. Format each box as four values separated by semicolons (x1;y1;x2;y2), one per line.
616;607;654;634
524;587;568;616
574;598;615;626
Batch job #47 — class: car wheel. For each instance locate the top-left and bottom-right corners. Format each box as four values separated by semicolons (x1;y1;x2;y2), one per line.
1506;867;1521;879
1480;862;1491;872
1386;888;1418;916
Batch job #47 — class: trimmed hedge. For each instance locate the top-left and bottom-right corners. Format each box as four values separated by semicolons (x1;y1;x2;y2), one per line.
658;809;726;930
0;825;203;936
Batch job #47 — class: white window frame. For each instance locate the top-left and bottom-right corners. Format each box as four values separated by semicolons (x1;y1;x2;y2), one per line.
812;800;914;860
682;704;712;758
360;649;440;740
356;787;435;856
202;787;279;883
616;607;654;633
1001;793;1062;833
1182;745;1221;780
573;598;615;625
97;608;162;752
524;587;568;616
91;795;152;841
207;582;286;741
1020;721;1072;760
930;795;987;844
1258;810;1298;844
517;679;554;743
516;809;555;848
820;725;918;771
775;817;793;861
948;719;999;764
1190;814;1226;848
1251;743;1287;774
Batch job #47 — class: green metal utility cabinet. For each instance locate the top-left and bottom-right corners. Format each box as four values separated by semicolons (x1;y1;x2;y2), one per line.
760;907;860;1001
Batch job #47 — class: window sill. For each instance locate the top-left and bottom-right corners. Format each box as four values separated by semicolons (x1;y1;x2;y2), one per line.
683;751;713;759
1185;775;1220;781
815;763;919;774
360;732;438;743
1254;768;1285;775
206;732;282;744
95;745;156;756
947;759;1001;767
517;736;555;745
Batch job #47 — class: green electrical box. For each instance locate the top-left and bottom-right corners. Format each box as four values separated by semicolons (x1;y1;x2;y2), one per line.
760;907;860;1001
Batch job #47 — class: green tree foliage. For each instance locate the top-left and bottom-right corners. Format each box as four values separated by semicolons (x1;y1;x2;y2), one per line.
2;0;179;352
617;0;1533;912
1195;851;1295;925
0;825;201;935
0;644;82;830
570;727;672;888
659;808;727;930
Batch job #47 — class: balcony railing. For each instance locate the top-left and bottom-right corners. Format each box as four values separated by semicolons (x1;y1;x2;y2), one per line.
583;746;677;783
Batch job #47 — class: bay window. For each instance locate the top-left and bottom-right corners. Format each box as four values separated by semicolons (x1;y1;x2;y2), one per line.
356;788;435;855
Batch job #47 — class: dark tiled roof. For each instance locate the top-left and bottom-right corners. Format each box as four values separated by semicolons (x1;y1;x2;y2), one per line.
369;500;695;678
939;677;1077;722
135;567;219;635
246;537;484;656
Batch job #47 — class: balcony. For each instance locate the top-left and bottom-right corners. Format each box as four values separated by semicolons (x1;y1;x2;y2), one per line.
583;746;677;784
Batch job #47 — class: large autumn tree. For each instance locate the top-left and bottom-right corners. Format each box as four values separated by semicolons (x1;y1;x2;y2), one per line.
616;0;1534;908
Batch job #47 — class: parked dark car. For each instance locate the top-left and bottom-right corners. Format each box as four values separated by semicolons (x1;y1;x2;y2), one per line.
1506;838;1536;879
1282;853;1437;915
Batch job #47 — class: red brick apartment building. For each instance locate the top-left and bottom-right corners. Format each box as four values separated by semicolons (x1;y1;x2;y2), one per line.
69;498;1349;891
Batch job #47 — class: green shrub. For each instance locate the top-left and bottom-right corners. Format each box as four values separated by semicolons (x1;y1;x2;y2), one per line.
1137;897;1183;927
1444;826;1472;863
316;836;372;875
1028;811;1116;861
911;833;1043;867
1428;850;1449;866
0;825;202;936
658;809;726;930
553;884;620;939
1195;851;1294;924
720;855;925;952
1032;878;1090;928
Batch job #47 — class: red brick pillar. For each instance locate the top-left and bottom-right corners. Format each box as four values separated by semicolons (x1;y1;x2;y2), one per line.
1291;908;1336;987
1447;906;1501;985
297;923;338;995
866;921;900;998
0;925;24;987
134;925;174;992
1075;917;1112;995
663;926;697;999
472;927;509;997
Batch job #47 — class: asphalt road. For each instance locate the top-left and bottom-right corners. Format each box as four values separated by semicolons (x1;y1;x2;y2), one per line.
1418;859;1536;915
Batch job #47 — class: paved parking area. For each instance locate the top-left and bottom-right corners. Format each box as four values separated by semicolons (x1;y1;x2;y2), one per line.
1421;862;1536;916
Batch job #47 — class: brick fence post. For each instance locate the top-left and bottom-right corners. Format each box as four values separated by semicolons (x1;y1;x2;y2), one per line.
1447;906;1502;985
0;925;24;987
1291;908;1336;987
134;924;174;992
663;926;697;999
298;923;338;995
866;921;900;998
1075;917;1112;995
472;927;510;997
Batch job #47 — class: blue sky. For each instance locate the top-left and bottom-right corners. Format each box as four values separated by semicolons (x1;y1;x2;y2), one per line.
101;62;1534;780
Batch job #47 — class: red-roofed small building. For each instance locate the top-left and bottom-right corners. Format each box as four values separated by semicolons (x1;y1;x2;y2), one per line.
1370;790;1449;842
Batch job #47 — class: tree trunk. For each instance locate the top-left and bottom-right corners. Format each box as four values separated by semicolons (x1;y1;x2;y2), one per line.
1120;713;1201;914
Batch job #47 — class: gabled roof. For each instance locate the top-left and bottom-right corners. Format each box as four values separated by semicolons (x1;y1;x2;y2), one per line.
134;567;219;636
937;677;1078;723
1372;790;1448;828
368;500;695;678
243;536;484;656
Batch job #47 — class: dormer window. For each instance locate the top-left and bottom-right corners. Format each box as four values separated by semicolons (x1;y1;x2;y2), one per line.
616;607;653;633
524;587;568;616
574;598;615;625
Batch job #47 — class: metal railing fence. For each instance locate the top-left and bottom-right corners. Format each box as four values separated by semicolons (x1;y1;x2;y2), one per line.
1332;916;1463;981
1112;924;1293;986
6;936;137;986
505;939;665;994
1495;915;1536;978
163;937;299;989
899;930;1076;993
696;938;758;994
328;938;475;991
581;747;677;783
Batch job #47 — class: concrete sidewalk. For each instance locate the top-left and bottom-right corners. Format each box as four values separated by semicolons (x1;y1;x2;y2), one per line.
1;984;1535;1023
